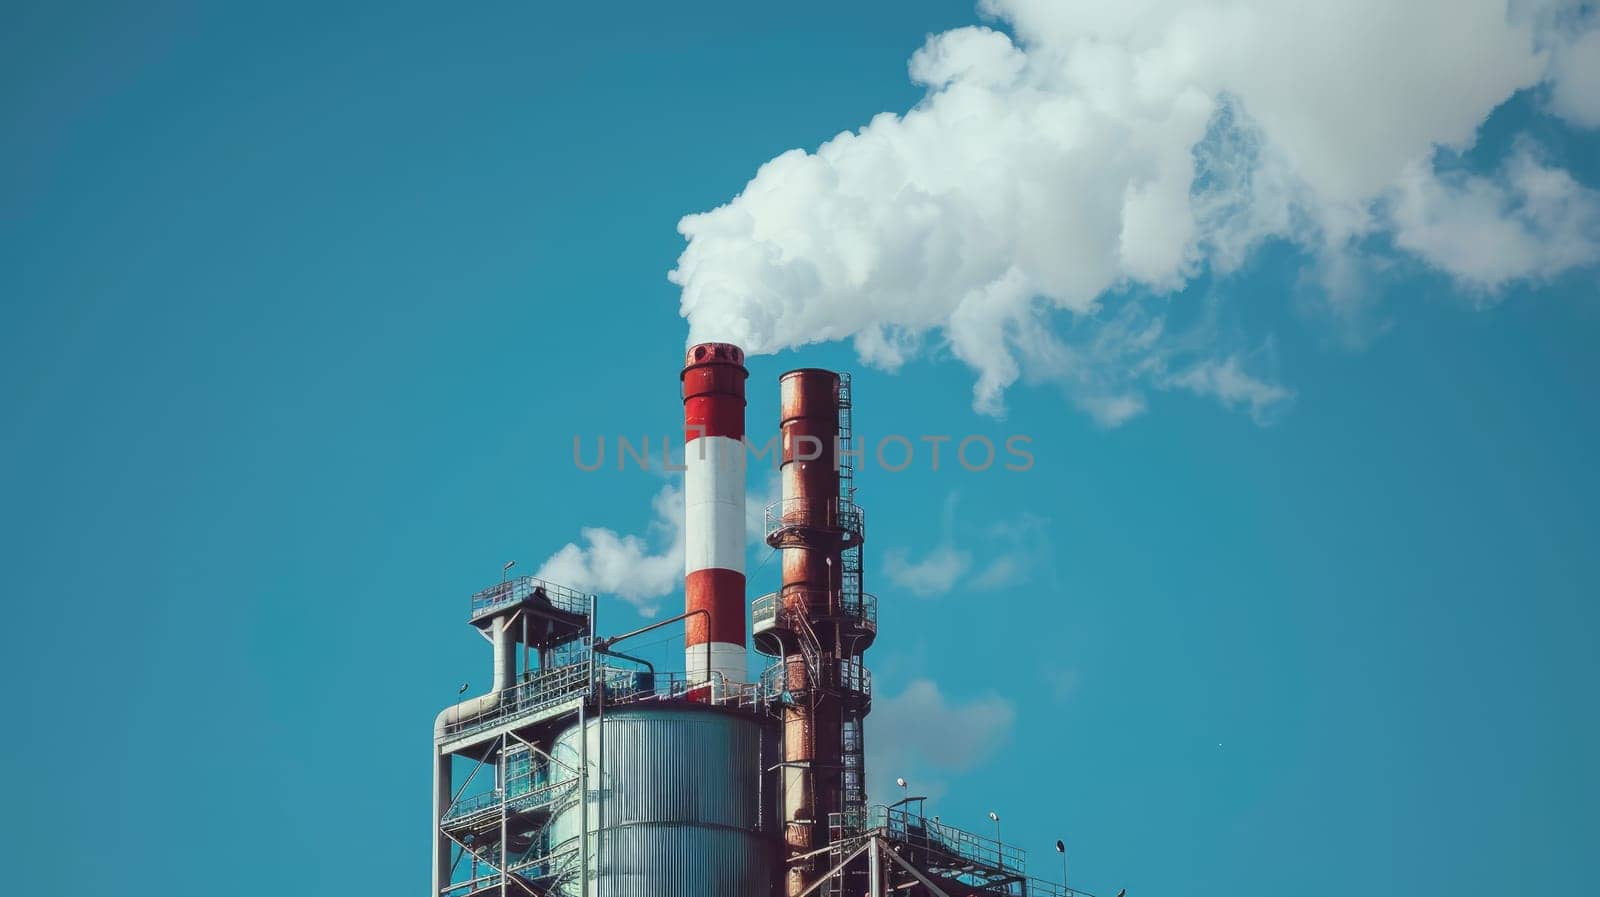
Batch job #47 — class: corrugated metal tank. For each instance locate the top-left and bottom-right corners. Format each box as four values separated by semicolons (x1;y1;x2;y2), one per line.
549;704;779;897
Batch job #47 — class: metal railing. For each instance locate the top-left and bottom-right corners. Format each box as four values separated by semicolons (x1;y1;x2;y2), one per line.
764;497;866;543
438;659;593;741
441;658;780;743
752;592;780;630
760;658;872;702
468;575;590;621
752;589;877;632
603;668;774;712
836;805;1025;877
442;841;581;897
1026;878;1101;897
443;788;501;821
443;777;577;824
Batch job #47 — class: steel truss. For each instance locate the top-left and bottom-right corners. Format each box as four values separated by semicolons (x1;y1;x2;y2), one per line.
800;806;1103;897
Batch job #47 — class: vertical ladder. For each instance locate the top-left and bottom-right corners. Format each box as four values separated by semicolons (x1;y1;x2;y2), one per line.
841;714;865;811
837;373;855;503
837;372;863;614
840;544;863;611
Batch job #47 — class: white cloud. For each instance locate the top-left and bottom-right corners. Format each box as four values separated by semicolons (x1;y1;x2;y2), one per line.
535;484;684;615
1547;27;1600;128
1524;1;1600;128
883;494;974;597
867;678;1016;801
884;545;973;597
974;511;1054;590
538;471;785;614
670;0;1600;423
1168;355;1295;423
884;501;1052;596
1390;144;1600;291
969;553;1025;590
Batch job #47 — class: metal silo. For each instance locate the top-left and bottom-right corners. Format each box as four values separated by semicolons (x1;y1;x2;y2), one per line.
548;703;780;897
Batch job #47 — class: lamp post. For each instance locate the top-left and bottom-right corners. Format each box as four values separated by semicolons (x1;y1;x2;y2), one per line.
988;811;1001;867
896;777;908;804
826;556;834;615
1055;839;1067;893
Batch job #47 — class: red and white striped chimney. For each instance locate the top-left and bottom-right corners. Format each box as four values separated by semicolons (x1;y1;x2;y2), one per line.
681;342;748;691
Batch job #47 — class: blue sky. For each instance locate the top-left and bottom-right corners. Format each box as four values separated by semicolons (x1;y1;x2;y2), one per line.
3;2;1597;896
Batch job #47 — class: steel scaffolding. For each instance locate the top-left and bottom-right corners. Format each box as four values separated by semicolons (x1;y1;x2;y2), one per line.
804;805;1102;897
434;575;783;897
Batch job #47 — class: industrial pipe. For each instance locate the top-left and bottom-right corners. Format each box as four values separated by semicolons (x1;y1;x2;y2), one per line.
432;613;516;739
775;368;848;897
431;612;516;896
683;342;749;692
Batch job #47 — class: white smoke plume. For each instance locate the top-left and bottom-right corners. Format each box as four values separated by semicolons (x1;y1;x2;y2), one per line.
669;0;1600;423
536;483;685;615
536;473;783;617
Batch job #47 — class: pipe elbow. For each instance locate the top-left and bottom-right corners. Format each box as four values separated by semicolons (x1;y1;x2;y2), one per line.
435;614;518;740
433;706;456;740
434;692;501;740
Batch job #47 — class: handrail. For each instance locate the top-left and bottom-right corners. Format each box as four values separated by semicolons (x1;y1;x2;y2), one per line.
604;669;774;712
440;659;779;742
760;658;872;701
469;575;591;621
832;805;1029;878
443;778;577;823
440;842;581;897
439;783;584;896
752;593;780;629
752;589;877;631
438;659;593;740
764;497;866;543
1026;878;1101;897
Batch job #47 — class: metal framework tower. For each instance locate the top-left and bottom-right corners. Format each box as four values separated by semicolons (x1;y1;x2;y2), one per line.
432;577;595;897
432;574;783;897
753;370;877;897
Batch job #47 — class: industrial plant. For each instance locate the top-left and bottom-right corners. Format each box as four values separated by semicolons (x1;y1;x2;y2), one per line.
431;343;1105;897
